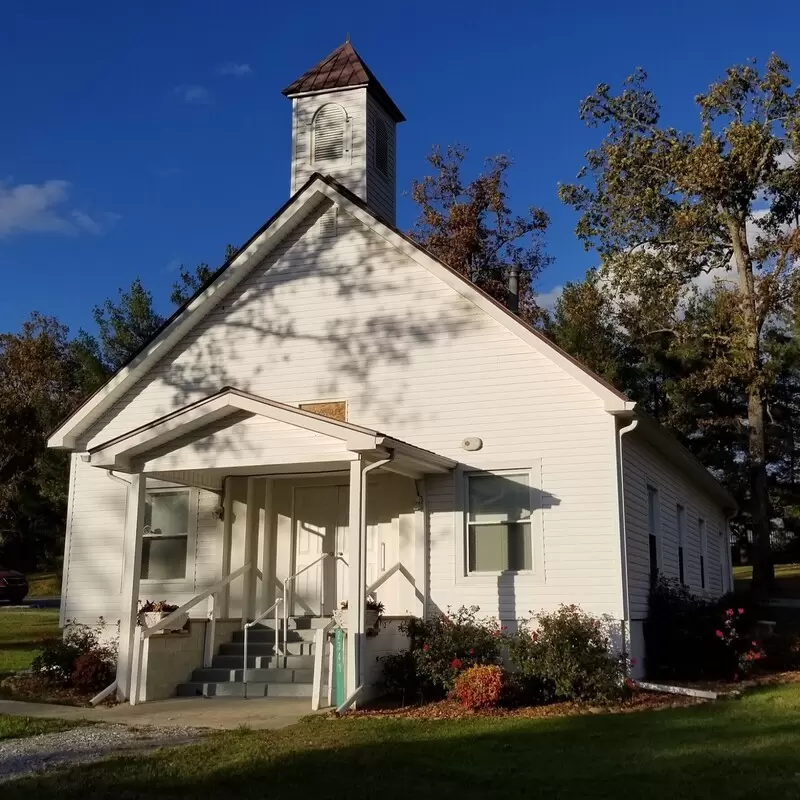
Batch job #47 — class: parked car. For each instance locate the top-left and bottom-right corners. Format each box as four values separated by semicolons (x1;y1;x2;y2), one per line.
0;566;28;604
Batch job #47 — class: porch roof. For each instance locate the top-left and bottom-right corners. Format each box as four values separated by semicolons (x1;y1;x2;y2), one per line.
86;387;456;480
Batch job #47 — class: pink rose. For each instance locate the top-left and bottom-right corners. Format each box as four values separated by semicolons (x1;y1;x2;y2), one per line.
423;643;429;652
738;608;745;615
726;609;734;617
715;630;724;639
630;658;637;666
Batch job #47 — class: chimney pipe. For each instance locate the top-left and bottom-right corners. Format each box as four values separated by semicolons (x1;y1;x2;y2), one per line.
507;265;521;315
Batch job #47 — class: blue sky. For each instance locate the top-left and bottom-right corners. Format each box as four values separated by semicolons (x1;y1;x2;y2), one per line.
2;0;799;335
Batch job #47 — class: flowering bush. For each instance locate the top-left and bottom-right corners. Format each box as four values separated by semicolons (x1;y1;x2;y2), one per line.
452;665;505;710
71;650;116;692
645;577;753;680
397;606;503;693
32;619;116;690
508;605;626;703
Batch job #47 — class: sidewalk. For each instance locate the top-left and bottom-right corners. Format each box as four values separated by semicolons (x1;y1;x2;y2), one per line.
0;696;315;730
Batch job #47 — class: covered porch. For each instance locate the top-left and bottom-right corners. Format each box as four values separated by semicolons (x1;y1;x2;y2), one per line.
85;388;455;706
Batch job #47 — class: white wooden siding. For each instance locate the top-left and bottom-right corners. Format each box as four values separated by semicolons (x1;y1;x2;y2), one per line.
365;95;396;223
62;457;222;623
65;199;627;625
622;433;729;621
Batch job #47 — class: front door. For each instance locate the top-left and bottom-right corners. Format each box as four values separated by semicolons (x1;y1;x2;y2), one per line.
292;485;348;615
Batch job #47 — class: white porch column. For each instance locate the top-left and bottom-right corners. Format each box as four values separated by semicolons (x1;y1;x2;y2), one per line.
259;478;275;615
220;477;233;618
346;457;365;697
242;477;262;622
116;473;146;702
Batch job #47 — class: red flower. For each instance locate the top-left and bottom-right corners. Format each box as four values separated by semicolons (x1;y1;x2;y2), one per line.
531;631;539;641
469;648;475;655
738;608;745;615
752;640;759;648
450;658;462;670
630;658;637;667
715;630;724;639
725;609;734;617
423;643;429;652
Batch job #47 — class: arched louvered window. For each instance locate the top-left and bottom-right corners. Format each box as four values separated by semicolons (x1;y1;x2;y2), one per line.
312;104;346;163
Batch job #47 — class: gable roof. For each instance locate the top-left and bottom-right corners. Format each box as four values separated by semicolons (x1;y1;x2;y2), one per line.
282;41;405;122
48;171;635;450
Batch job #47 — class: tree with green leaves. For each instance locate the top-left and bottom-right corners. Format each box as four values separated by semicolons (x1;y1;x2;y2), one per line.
410;145;551;321
170;244;239;306
560;56;800;593
93;277;164;371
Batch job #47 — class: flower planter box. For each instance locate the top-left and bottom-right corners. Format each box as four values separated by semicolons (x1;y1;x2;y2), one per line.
333;608;380;632
138;611;188;633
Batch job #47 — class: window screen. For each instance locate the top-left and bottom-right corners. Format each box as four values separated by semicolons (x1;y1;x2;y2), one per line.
313;104;345;162
375;118;389;176
467;473;531;572
142;490;190;580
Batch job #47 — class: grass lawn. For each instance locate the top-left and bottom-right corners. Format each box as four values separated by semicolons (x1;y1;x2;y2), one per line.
26;572;62;598
734;563;800;596
0;609;60;677
0;715;87;741
6;682;800;798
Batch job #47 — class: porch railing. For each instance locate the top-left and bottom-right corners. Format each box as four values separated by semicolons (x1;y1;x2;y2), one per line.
128;562;251;705
242;551;347;701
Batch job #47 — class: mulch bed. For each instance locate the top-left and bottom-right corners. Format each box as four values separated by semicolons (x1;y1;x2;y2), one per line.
342;688;704;721
0;673;104;707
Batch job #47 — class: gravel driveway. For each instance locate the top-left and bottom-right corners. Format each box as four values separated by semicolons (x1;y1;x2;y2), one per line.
0;723;204;782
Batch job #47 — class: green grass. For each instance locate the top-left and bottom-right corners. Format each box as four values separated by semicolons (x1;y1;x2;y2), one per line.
26;572;62;599
0;714;87;741
0;609;60;676
734;563;800;597
6;683;800;798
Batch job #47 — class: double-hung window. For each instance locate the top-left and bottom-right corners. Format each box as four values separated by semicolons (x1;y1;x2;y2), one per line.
699;517;707;589
677;504;686;585
467;472;532;573
647;485;660;583
142;488;192;581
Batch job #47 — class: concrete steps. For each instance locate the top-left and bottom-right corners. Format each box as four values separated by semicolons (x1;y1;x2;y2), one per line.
176;616;328;700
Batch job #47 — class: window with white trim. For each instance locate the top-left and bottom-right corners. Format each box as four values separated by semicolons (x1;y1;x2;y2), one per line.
466;472;531;573
142;489;192;581
699;517;707;589
312;104;346;163
677;504;686;585
647;485;660;583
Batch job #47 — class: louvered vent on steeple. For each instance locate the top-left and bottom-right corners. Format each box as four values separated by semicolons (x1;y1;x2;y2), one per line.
313;104;346;163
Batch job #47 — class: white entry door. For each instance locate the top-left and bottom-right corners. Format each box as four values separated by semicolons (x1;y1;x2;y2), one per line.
292;486;348;616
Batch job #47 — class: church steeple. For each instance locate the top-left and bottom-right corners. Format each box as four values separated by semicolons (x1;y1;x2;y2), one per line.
283;42;404;224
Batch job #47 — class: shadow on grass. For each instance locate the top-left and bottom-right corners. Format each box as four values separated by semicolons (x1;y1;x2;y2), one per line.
6;685;800;799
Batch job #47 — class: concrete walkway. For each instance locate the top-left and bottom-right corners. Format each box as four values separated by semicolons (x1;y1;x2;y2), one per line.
0;697;316;731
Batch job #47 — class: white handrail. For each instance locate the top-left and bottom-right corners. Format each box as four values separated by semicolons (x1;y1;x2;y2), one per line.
243;597;283;697
366;561;425;605
129;562;251;705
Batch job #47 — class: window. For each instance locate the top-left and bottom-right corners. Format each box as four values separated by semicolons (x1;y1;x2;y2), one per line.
647;485;660;583
699;517;707;589
312;104;346;163
142;489;191;581
467;472;531;573
375;118;389;176
676;504;686;585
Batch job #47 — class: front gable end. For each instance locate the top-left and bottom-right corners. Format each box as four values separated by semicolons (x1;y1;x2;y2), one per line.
76;189;618;460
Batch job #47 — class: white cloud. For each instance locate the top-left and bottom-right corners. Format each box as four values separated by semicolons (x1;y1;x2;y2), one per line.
174;85;212;105
217;63;252;78
0;179;119;238
537;284;564;311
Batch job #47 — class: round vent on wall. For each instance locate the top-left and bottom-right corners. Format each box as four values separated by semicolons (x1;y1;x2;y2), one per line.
461;437;483;452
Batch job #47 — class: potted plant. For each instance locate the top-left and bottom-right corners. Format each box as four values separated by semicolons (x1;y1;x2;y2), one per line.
137;600;188;633
334;598;385;632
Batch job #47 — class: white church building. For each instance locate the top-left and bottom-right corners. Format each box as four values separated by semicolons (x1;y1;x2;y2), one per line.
48;41;736;707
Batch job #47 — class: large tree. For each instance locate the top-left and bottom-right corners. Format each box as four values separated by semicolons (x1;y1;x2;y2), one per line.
410;144;551;321
560;56;800;593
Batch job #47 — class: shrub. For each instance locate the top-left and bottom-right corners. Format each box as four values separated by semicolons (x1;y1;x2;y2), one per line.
452;665;505;710
31;620;116;690
403;606;503;693
508;605;626;703
645;577;753;680
761;632;800;671
379;650;426;699
71;651;115;692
